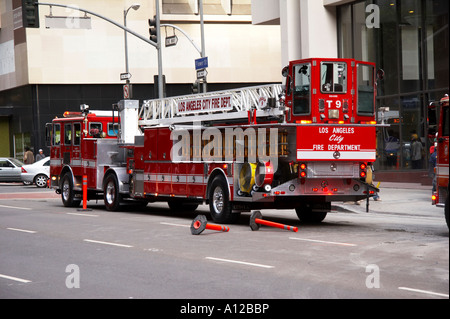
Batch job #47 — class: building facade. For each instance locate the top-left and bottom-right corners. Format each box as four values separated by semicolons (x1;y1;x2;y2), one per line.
252;0;449;182
0;0;281;158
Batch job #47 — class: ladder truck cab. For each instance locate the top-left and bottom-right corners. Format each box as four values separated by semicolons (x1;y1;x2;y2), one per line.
49;58;381;224
428;95;449;229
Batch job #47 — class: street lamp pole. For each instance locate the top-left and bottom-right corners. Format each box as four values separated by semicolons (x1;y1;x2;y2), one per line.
124;4;140;99
199;0;206;93
156;0;164;99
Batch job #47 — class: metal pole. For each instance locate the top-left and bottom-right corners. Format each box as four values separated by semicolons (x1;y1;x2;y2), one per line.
160;24;202;54
124;9;129;78
123;8;130;98
156;0;163;99
199;0;206;93
37;2;157;48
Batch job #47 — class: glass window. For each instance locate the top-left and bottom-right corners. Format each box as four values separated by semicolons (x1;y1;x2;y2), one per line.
425;0;449;91
320;62;347;93
442;106;449;137
74;123;81;145
64;123;72;145
53;124;61;145
108;123;119;136
357;63;375;115
89;122;102;137
399;0;422;93
338;5;352;58
401;95;424;169
292;63;311;115
378;97;401;170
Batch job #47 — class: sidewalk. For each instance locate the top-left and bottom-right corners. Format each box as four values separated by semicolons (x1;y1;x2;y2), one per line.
334;180;437;217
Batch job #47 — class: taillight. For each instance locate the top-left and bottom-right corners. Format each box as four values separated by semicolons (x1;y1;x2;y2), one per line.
432;193;438;205
299;163;307;178
359;162;367;179
21;167;27;173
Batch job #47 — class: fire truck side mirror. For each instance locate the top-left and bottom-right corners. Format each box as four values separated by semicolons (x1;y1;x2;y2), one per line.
376;69;384;81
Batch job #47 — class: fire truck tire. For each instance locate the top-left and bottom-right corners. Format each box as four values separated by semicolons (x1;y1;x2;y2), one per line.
61;173;81;207
209;176;239;224
103;174;121;211
295;203;328;223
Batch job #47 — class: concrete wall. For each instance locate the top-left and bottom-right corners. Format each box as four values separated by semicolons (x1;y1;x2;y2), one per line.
1;0;282;91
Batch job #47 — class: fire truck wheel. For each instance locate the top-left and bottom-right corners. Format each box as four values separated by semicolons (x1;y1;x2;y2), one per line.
61;173;81;207
209;176;239;224
295;203;328;223
104;174;121;211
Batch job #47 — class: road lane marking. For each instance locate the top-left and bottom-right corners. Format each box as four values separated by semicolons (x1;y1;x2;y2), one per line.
0;274;32;283
289;237;357;247
67;212;98;217
83;239;133;248
205;257;274;269
398;287;449;298
7;227;36;234
0;204;31;210
160;222;190;228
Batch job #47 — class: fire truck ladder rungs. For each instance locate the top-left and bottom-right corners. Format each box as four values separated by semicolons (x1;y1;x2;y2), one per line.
138;84;284;127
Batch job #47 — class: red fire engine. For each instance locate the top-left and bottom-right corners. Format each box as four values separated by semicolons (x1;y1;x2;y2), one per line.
428;95;449;229
49;58;381;223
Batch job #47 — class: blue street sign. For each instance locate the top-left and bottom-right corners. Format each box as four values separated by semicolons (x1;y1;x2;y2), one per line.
195;57;208;70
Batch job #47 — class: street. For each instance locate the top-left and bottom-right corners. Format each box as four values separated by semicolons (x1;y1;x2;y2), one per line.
0;182;448;301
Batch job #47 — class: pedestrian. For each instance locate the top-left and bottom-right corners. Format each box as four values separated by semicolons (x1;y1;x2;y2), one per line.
410;134;423;169
36;149;45;161
24;146;34;164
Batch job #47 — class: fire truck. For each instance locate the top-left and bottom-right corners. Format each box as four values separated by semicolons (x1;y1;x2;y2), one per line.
428;95;449;229
49;58;381;223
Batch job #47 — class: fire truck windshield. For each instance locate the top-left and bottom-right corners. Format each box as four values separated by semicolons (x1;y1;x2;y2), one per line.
293;63;311;115
320;62;347;93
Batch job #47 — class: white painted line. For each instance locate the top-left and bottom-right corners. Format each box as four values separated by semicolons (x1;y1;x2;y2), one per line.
160;222;190;228
0;273;32;283
0;204;31;210
67;212;98;217
7;227;36;234
289;237;357;247
205;257;274;269
398;287;449;298
83;239;133;248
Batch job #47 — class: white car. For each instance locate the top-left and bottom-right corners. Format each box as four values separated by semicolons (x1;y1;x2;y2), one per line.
0;157;24;182
21;157;50;188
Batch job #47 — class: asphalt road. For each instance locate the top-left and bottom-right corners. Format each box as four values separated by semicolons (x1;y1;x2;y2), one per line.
0;182;448;303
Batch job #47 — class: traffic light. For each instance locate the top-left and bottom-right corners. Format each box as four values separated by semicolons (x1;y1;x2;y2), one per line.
149;16;158;43
22;0;39;28
191;81;200;94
